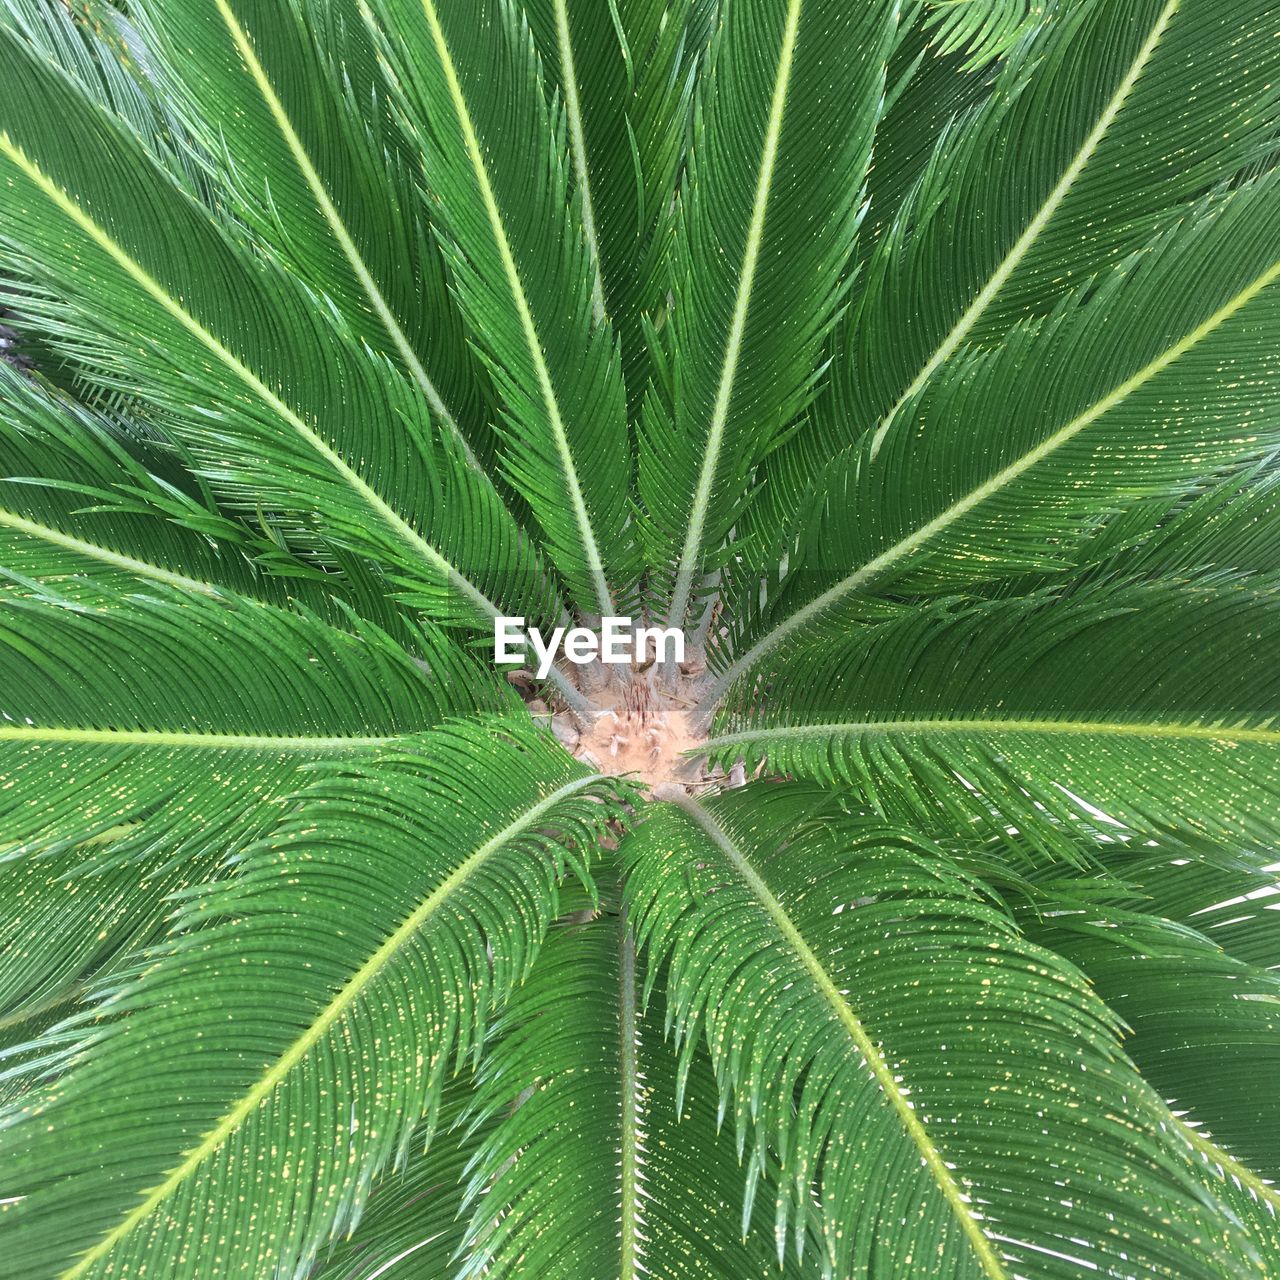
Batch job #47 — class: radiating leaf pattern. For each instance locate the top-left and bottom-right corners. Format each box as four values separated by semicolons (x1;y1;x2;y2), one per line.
0;0;1278;1275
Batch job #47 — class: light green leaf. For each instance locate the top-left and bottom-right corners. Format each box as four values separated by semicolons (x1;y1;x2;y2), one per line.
0;29;568;650
709;581;1280;856
459;908;820;1278
0;582;497;1020
711;176;1280;700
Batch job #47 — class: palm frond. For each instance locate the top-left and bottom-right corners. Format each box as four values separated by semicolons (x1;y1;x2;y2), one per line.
0;723;630;1279
968;836;1280;1242
977;452;1280;599
828;0;1280;446
624;786;1257;1280
708;580;1280;861
119;0;494;467
1024;901;1280;1180
307;1080;487;1280
1121;844;1280;975
0;0;194;182
0;582;496;1019
0;365;344;608
740;10;1001;559
522;0;707;419
637;0;898;634
0;30;568;652
710;176;1280;702
922;0;1043;70
359;0;635;617
458;907;819;1278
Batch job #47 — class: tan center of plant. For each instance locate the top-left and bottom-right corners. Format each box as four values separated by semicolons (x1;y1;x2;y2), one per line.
531;662;720;792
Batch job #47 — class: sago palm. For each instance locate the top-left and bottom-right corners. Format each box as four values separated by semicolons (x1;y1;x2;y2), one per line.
0;0;1278;1275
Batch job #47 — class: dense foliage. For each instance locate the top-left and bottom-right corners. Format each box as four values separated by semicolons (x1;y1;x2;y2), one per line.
0;0;1278;1276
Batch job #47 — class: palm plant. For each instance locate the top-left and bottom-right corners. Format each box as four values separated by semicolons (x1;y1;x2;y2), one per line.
0;0;1279;1274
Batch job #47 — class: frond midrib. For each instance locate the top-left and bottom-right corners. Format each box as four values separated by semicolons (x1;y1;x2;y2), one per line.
666;792;1010;1280
705;716;1280;751
57;770;602;1280
0;725;396;752
0;507;222;598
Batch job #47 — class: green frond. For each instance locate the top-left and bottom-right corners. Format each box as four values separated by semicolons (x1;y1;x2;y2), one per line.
1184;1128;1280;1264
0;0;194;183
711;175;1280;700
967;834;1280;1251
922;0;1043;70
308;1080;487;1279
638;0;899;634
0;583;497;1020
708;581;1280;860
909;450;1280;612
740;12;1001;558
120;0;494;466
957;823;1280;972
359;0;635;617
523;0;708;419
458;908;819;1278
1120;844;1280;975
829;0;1280;444
1021;902;1280;1180
0;364;345;609
0;29;567;645
0;723;630;1279
0;999;82;1111
624;786;1258;1279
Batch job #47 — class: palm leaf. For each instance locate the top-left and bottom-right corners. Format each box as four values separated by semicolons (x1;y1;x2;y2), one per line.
0;0;194;183
1024;902;1280;1180
827;0;1280;446
624;785;1258;1279
0;582;495;1019
360;0;635;617
0;723;630;1279
0;30;572;669
708;580;1280;860
119;0;493;467
0;365;344;608
1002;452;1280;594
1121;843;1280;975
709;176;1280;702
638;0;898;636
307;1080;487;1280
740;10;1001;560
921;0;1043;69
458;907;820;1277
978;840;1280;1247
522;0;707;419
